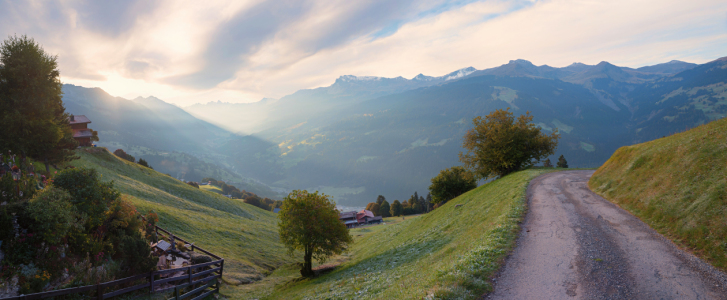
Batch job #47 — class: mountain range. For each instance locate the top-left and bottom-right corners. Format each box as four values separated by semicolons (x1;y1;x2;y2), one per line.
61;56;726;205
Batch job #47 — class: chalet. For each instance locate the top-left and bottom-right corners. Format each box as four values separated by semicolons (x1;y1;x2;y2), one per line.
339;211;359;228
339;209;383;228
69;114;94;147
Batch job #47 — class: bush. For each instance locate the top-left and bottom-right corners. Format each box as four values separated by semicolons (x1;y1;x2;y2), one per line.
53;167;120;229
137;158;152;169
118;233;156;276
27;187;78;245
113;149;135;163
429;166;477;206
186;181;199;188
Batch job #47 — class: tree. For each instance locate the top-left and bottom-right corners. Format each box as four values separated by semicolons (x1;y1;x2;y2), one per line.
459;108;559;180
429;166;477;206
376;195;386;205
390;200;403;217
365;202;381;216
53;167;120;229
543;158;553;168
278;190;352;277
379;200;391;217
138;158;152;169
113;149;135;162
0;35;78;172
557;155;568;168
425;193;432;212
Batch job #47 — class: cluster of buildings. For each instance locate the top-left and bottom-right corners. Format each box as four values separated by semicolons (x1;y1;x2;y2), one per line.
339;209;383;228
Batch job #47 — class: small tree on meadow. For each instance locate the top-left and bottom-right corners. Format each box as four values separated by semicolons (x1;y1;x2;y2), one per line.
390;200;403;217
278;190;352;277
543;158;553;168
557;155;568;168
429;166;477;206
460;108;559;179
138;158;152;169
379;200;391;217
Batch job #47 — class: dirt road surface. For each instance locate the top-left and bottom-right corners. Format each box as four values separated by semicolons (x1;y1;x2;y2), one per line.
487;170;727;300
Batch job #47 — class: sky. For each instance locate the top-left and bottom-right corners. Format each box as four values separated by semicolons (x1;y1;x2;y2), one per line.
1;0;726;106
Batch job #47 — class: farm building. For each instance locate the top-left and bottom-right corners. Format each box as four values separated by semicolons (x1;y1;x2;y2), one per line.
69;114;94;147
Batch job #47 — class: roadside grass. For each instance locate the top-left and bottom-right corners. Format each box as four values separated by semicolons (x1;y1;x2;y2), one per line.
237;169;550;300
589;117;727;272
68;148;294;284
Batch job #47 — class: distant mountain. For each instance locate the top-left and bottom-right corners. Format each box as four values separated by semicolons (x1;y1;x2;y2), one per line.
65;56;724;206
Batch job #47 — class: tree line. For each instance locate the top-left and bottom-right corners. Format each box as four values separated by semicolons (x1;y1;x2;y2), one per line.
364;192;432;217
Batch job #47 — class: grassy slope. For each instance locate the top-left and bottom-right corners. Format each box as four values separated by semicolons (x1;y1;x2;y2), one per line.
69;148;294;284
239;169;550;300
589;118;727;272
200;184;224;194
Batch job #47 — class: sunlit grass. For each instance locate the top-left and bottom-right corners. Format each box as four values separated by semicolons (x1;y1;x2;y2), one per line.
232;169;552;300
590;117;727;272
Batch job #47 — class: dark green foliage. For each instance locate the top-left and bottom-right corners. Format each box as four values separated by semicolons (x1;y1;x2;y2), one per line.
53;167;120;229
118;233;156;276
365;202;381;216
429;166;478;206
379;200;391;217
186;181;200;188
543;158;553;168
137;158;152;169
390;200;403;217
191;254;213;265
113;149;135;162
460;109;560;179
278;190;352;277
557;155;568;168
27;187;77;245
376;195;385;205
0;36;77;172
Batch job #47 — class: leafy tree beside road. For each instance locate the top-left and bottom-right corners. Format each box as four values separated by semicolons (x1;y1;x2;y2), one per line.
460;108;559;180
278;190;352;277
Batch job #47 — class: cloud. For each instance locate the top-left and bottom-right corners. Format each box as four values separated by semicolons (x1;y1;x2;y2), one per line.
0;0;725;106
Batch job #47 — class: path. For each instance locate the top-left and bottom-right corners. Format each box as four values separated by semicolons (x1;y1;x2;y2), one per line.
487;170;727;299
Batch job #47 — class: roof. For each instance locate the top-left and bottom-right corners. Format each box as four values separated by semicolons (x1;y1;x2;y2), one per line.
154;240;172;252
371;216;383;221
72;129;93;138
358;209;375;219
339;211;357;219
68;115;91;124
344;220;359;225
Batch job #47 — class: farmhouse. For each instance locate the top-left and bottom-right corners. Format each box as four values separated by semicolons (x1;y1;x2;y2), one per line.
339;209;383;228
69;114;94;147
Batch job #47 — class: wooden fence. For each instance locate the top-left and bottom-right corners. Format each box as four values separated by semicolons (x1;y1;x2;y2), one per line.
1;225;223;300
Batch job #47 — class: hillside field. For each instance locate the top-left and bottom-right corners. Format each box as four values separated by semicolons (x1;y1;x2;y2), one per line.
589;118;727;272
233;169;553;299
68;148;295;284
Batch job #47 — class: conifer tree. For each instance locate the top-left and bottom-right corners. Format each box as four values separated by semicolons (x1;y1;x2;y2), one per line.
379;200;391;217
390;200;403;217
543;158;553;168
557;155;568;168
376;195;386;205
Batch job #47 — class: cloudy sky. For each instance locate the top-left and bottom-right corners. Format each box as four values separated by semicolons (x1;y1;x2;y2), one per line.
1;0;726;106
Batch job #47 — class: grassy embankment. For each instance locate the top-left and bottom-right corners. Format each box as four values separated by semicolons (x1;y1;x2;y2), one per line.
199;184;224;194
234;169;552;300
69;148;294;284
589;117;727;272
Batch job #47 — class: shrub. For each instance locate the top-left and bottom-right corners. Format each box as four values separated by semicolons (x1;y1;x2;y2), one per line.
137;158;152;169
113;149;135;163
53;167;120;229
186;181;199;188
27;187;78;245
429;166;477;205
118;233;156;276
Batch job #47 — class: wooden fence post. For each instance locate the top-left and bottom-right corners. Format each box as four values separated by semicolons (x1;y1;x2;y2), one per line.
174;285;180;300
96;283;103;300
149;271;155;294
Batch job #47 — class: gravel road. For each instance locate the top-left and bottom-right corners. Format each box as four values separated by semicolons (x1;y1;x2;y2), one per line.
486;170;727;300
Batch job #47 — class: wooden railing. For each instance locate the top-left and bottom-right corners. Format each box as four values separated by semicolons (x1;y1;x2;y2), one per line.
1;224;223;300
